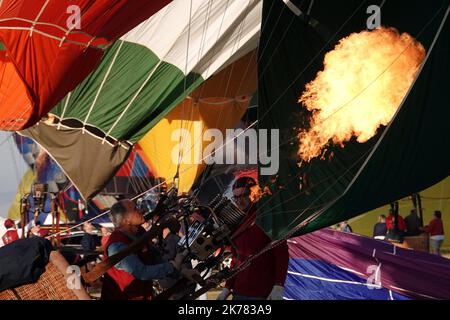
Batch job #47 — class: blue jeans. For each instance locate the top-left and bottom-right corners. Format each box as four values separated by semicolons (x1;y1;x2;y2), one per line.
430;239;444;255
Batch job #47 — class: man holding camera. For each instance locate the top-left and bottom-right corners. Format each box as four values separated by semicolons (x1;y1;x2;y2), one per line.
100;199;189;300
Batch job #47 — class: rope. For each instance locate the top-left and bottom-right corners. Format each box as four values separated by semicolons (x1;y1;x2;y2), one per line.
29;0;50;37
174;0;195;189
103;60;163;143
0;26;104;49
83;40;125;130
57;92;71;130
62;191;80;205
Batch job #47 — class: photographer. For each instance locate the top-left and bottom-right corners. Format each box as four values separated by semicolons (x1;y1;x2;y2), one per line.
100;199;189;300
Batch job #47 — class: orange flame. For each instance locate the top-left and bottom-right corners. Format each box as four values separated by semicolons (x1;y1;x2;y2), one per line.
249;184;263;203
298;27;426;162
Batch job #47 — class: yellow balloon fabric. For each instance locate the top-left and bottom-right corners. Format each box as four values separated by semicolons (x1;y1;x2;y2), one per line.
7;169;36;220
140;96;250;192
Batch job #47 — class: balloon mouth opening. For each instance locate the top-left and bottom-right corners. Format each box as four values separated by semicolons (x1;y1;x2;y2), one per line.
39;115;132;149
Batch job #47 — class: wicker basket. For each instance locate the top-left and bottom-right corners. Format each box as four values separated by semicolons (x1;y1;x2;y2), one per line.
392;233;430;253
0;251;91;300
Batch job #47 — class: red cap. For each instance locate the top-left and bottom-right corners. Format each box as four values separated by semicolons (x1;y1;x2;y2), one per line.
4;219;15;229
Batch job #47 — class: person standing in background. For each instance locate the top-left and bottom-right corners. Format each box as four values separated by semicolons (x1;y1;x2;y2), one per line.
424;211;445;256
405;209;422;236
373;215;387;240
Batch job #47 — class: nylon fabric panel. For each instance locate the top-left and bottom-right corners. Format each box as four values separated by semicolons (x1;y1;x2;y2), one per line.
0;0;170;130
256;0;449;240
20;124;131;200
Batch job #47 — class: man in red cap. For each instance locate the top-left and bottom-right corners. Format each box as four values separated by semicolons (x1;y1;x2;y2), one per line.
2;219;19;245
217;176;289;300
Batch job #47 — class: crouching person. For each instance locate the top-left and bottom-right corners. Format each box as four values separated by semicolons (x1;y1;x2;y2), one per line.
101;199;188;300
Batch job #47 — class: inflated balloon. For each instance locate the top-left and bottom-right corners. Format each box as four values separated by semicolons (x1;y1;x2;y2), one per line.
0;0;170;130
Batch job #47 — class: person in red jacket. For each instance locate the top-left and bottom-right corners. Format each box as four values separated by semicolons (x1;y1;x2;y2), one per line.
101;199;190;300
424;211;445;256
385;209;406;232
2;219;19;245
385;208;407;242
217;177;289;300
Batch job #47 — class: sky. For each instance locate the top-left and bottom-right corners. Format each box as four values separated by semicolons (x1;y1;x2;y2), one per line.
0;132;28;217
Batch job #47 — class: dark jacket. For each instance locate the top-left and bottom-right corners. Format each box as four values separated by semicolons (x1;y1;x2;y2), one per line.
373;222;387;238
0;237;52;291
405;213;421;236
80;232;100;252
161;233;180;262
158;232;194;294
